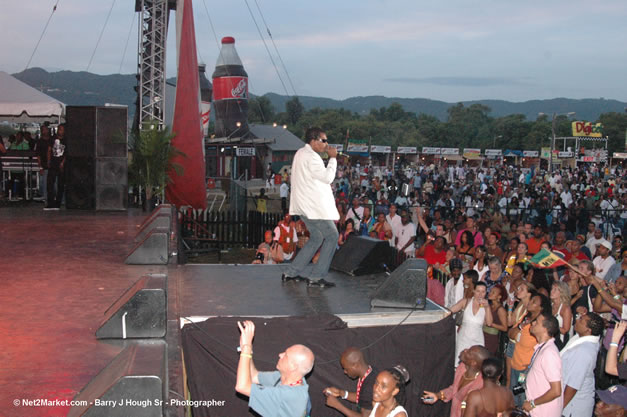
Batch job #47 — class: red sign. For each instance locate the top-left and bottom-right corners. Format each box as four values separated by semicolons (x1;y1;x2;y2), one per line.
213;76;248;100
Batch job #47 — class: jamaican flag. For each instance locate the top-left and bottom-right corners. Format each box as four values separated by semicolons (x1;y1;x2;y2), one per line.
529;248;568;269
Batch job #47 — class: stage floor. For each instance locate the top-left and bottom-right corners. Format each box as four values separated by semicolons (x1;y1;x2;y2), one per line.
0;205;444;417
179;264;388;317
0;206;164;417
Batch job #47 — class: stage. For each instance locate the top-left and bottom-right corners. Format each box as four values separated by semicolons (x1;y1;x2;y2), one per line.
0;205;448;417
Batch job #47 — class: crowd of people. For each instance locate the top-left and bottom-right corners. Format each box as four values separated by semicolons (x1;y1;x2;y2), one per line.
0;123;66;209
251;136;627;416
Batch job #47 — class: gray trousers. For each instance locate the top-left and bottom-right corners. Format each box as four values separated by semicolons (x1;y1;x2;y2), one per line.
285;216;339;280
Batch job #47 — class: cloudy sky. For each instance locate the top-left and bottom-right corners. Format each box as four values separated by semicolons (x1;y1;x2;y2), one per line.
1;0;626;102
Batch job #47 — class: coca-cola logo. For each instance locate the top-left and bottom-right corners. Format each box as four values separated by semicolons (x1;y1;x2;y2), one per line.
231;79;248;98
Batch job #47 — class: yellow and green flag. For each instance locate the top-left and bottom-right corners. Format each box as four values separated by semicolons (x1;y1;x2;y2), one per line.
530;248;568;269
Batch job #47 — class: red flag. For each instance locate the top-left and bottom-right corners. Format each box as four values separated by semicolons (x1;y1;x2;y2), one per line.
165;0;207;209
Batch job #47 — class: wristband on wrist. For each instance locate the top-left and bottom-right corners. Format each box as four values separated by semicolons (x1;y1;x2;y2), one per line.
529;399;536;409
610;342;619;348
240;353;252;358
342;390;349;400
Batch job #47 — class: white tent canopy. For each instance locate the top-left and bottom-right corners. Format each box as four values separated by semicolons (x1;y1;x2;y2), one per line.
0;71;65;123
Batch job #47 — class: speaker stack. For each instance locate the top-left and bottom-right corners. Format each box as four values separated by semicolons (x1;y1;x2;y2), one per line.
65;106;128;210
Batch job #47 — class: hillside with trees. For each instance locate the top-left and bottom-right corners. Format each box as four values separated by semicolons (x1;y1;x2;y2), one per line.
249;96;627;154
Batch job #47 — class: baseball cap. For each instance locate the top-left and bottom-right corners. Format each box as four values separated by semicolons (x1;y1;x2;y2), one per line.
599;240;612;250
597;385;627;408
450;258;463;271
576;234;586;243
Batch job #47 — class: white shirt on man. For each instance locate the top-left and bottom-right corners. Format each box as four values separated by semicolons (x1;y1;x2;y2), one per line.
279;182;289;199
386;213;403;247
585;237;607;255
395;222;416;255
347;206;365;230
593;255;616;280
444;275;465;309
289;144;339;221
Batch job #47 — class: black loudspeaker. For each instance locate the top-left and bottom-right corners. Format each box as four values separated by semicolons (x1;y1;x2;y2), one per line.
95;107;128;158
66;106;127;158
330;236;394;276
96;158;128;210
65;106;97;157
67;341;165;417
66;158;95;209
65;106;128;210
371;258;428;310
96;274;167;339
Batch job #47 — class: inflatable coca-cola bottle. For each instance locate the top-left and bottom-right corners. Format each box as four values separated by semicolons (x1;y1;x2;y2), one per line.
212;36;249;138
198;64;213;138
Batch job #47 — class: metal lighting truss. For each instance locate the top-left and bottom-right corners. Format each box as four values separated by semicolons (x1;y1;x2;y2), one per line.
135;0;175;131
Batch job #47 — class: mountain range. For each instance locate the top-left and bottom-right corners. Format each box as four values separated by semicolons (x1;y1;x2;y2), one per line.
12;68;627;122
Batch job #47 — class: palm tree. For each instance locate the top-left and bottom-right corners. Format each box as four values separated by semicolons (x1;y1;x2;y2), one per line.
128;121;185;207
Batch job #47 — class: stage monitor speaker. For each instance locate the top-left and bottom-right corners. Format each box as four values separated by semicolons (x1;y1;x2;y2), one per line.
125;229;169;265
67;341;165;417
65;157;95;209
134;204;174;243
96;274;167;339
370;258;428;310
330;236;394;276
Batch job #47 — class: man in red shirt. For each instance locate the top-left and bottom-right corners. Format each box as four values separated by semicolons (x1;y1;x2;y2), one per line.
526;225;545;256
417;235;447;266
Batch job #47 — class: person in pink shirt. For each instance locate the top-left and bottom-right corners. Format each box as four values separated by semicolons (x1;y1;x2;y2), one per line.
522;312;563;417
455;216;484;247
422;345;490;417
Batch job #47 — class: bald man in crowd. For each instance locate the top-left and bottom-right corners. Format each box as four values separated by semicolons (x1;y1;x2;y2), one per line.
324;347;378;417
236;320;315;417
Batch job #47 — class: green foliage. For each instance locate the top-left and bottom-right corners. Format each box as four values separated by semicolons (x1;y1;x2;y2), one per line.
248;96;276;124
128;122;185;200
278;101;626;155
598;112;627;154
285;97;304;125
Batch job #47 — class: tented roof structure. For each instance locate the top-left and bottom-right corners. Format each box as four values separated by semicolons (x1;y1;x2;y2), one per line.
0;71;65;123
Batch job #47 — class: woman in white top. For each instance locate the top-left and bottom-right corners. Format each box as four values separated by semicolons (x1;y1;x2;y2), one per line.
449;282;494;365
472;245;490;281
550;281;572;350
369;366;410;417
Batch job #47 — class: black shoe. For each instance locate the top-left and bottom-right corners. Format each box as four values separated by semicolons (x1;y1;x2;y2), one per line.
281;273;301;282
307;279;336;288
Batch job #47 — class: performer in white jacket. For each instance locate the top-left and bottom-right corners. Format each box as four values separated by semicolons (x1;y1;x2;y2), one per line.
282;127;339;288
